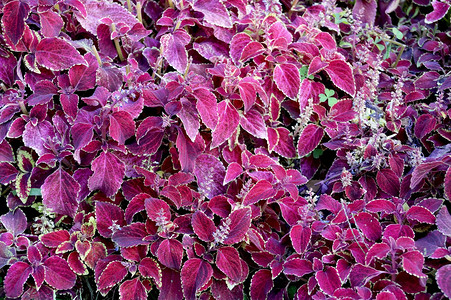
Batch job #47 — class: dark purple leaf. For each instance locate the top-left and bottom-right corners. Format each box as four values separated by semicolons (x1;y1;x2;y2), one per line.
181;258;213;300
36;38;87;71
88;152;125;197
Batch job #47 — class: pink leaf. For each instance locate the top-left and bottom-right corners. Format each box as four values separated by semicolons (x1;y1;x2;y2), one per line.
240;41;265;62
290;225;311;254
194;154;226;199
437;265;451;298
43;256;76;290
274;63;301;99
41;168;81;218
4;261;31;298
98;261;128;290
88;152;125;197
69;53;99;91
273;127;296;158
211;101;240;149
192;0;232;28
402;251;426;278
157;239;183;270
230;33;251;63
223;162;243;185
193;88;218;130
349;264;384;287
445;167;451;202
1;0;30;45
414;114;436;139
192;211;216;242
216;246;247;283
406;206;435;224
39;10;64;37
283;258;313;277
365;243;390;265
119;278;147;300
250;269;273;300
354;212;382;241
425;1;450;24
324;60;355;96
224;207;252;245
40;230;70;248
243;180;276;206
160;268;183;300
437;206;451;237
96;202;126;238
316;267;341;296
376;169;400;196
139;258;162;287
297;124;324;157
240;108;268;139
161;30;190;73
36;38;87;71
109;111;135;145
181;258;213;300
308;56;328;76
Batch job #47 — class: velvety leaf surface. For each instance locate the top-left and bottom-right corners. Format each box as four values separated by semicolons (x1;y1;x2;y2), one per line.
297;124;324;157
250;269;273;300
192;0;232;28
437;265;451;298
119;278;147;300
157;239;183;270
36;38;87;71
274;63;300;99
4;261;31;298
88;152;125;197
324;60;356;96
43;256;76;290
181;258;213;300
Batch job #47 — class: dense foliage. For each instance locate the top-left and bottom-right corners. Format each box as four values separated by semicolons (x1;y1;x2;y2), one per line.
0;0;450;299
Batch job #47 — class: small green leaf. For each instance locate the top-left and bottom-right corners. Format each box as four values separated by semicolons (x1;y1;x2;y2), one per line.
376;43;385;51
383;43;392;60
325;88;334;97
328;97;338;107
392;28;403;39
313;148;323;159
319;94;327;102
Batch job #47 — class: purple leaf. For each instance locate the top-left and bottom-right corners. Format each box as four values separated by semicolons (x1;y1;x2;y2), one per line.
119;278;147;300
316;267;341;296
4;261;31;298
88;152;125;197
354;212;381;241
112;222;149;248
416;231;446;257
41;168;81;217
0;162;18;184
274;63;300;100
290;225;311;254
193;88;218;130
223;162;243;185
157;239;183;270
98;261;128;290
436;206;451;237
159;268;183;300
283;258;313;277
1;0;30;45
211;101;240;149
96;202;126;238
145;197;171;224
39;10;64;37
243;180;276;206
0;208;27;236
425;0;450;24
69;53;99;91
353;0;377;25
250;269;273;300
181;258;213;300
161;30;190;73
40;230;70;248
324;60;356;96
376;169;400;196
216;246;247;283
437;265;451;298
43;256;76;290
414;114;436;139
223;208;252;245
192;211;215;242
0;51;18;86
297;124;324;157
109;111;135;145
240;108;268;139
36;38;87;71
349;264;384;287
406;206;435;224
139;258;162;287
192;0;232;28
402;251;426;278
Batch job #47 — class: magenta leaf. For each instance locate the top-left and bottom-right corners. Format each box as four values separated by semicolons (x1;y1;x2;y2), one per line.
181;258;213;300
316;267;341;296
211;101;240;149
290;225;311;254
376;169;400;196
139;257;161;287
324;60;356;96
243;180;276;206
69;53;99;91
98;261;128;290
112;222;149;248
161;30;190;73
109;111;135;145
4;261;31;298
192;0;232;28
0;162;18;184
406;206;435;224
240;108;268;139
119;278;147;300
216;246;247;283
157;239;183;270
36;37;87;71
194;154;226;199
250;269;273;300
437;265;451;298
402;251;426;278
160;268;183;299
41;168;81;217
192;210;215;242
224;208;252;245
193;88;218;130
145;197;171;224
40;230;70;248
88;152;125;197
349;264;384;287
283;258;313;277
437;206;451;237
297;124;324;157
365;243;390;265
1;0;30;45
96;201;126;238
354;212;381;241
414;114;436;139
39;10;64;37
274;63;301;99
43;256;76;290
425;0;450;24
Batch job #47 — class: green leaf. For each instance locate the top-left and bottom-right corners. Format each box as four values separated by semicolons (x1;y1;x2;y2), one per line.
12;187;41;197
383;42;392;60
328;97;338;107
319;94;327;102
376;43;385;51
392;28;403;39
313;148;323;159
325;88;334;97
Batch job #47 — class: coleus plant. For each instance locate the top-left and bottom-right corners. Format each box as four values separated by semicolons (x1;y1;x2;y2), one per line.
0;0;451;299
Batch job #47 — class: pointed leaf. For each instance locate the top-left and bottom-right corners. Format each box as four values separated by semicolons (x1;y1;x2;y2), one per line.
297;124;324;157
0;208;27;236
402;251;426;278
157;239;183;270
192;211;216;242
98;261;128;290
354;212;382;241
96;202;126;238
112;222;149;247
243;180;276;206
88;152;125;197
139;258;162;287
283;258;313;277
119;278;147;300
250;269;273;300
211;101;240;149
377;169;400;196
224;207;252;245
36;37;87;71
216;246;246;283
437;265;451;298
316;267;341;296
181;258;213;300
4;261;31;298
290;225;311;254
274;63;300;99
1;0;30;45
324;60;355;96
43;256;76;290
192;0;232;28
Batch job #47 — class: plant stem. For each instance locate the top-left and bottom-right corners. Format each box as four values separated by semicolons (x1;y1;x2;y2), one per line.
126;0;132;12
111;24;125;62
168;0;174;9
381;37;405;68
19;101;28;115
91;45;102;66
136;2;143;24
